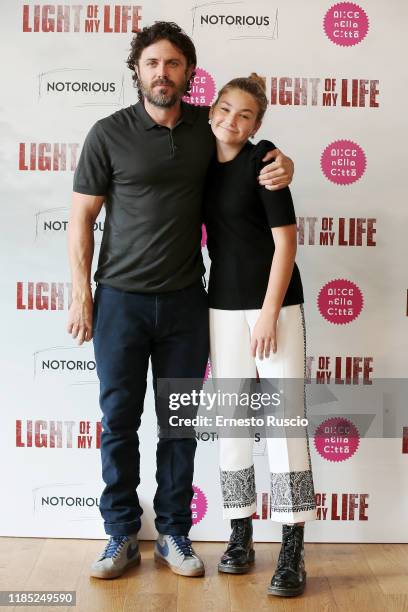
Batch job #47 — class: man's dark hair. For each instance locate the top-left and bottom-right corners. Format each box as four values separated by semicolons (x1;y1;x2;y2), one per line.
126;21;197;101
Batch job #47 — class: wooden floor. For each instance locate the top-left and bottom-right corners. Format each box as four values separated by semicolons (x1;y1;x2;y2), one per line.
0;538;407;611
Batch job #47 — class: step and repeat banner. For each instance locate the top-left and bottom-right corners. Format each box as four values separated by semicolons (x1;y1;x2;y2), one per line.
1;0;407;542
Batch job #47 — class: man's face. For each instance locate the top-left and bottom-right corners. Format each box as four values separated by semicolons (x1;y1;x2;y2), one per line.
136;39;193;108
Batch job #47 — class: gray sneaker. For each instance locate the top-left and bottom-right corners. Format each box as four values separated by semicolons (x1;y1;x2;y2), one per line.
154;534;205;576
90;534;141;579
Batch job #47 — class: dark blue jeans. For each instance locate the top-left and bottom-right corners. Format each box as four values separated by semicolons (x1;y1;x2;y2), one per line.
92;280;209;536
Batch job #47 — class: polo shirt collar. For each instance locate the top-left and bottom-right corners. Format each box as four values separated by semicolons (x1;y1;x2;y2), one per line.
134;100;195;130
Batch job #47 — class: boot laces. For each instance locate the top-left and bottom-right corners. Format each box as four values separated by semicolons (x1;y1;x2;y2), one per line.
230;521;246;543
279;527;303;571
229;519;251;546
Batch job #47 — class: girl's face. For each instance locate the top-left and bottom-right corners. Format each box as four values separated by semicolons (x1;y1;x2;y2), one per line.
209;88;261;147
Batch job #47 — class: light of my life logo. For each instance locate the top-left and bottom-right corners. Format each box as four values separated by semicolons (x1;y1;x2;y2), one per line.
168;389;282;411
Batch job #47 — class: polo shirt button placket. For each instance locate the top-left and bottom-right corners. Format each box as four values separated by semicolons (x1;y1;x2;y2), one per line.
169;129;176;158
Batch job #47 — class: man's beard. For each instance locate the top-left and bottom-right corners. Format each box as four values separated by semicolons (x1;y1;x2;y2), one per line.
139;76;188;108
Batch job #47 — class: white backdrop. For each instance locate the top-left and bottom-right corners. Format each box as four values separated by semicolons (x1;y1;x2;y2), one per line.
1;0;408;542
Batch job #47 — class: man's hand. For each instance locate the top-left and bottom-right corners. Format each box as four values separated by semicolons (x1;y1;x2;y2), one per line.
67;286;94;345
258;148;294;191
67;192;104;345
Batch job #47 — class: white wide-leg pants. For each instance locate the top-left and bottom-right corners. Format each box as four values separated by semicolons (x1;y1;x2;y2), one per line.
209;304;317;523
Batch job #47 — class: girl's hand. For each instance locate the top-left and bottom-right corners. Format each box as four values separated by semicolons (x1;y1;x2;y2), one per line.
250;312;278;360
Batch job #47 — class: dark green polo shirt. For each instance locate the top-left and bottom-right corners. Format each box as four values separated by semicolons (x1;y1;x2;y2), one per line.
73;101;215;293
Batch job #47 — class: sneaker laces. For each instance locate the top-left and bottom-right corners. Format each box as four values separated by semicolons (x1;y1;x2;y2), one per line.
171;536;195;557
102;535;129;559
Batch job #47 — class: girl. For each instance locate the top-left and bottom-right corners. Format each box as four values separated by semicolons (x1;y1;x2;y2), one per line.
204;74;317;597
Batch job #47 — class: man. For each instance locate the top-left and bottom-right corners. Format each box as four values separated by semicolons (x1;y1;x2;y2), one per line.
67;21;294;580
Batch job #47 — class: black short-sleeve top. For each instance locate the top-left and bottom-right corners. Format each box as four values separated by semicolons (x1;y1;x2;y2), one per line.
203;139;303;310
73;102;215;293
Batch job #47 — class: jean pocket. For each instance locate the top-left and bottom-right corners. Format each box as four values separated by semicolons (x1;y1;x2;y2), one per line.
92;290;100;336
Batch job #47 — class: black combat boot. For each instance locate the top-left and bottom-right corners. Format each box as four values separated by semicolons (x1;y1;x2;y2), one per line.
268;523;306;596
218;517;255;574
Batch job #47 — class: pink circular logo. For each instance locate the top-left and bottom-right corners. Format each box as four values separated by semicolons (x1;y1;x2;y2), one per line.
315;417;360;462
321;140;366;185
318;279;363;325
191;485;208;525
183;67;216;106
324;3;369;46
